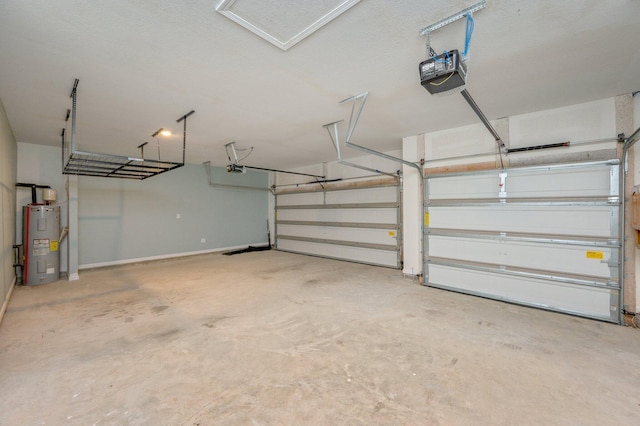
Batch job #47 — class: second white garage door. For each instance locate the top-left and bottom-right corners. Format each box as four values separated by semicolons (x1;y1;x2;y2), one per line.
275;181;401;268
424;160;621;323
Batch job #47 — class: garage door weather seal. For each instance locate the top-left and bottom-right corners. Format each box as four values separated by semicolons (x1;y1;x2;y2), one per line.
223;245;271;256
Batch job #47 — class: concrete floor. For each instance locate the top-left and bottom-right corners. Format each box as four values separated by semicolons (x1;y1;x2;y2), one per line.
1;251;639;425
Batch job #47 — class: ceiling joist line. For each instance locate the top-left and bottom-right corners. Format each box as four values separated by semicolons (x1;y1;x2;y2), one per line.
61;79;195;180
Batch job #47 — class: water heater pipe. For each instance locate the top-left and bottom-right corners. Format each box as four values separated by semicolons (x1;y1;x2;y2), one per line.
16;183;51;204
59;226;69;243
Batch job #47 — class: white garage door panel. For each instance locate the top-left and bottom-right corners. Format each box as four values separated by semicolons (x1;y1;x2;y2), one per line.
277;192;324;205
507;167;612;198
277;239;398;268
276;181;401;268
325;186;397;203
277;208;397;224
424;160;621;323
428;264;617;322
428;162;614;199
428;174;498;199
278;187;397;206
428;206;613;237
278;224;397;245
428;236;614;279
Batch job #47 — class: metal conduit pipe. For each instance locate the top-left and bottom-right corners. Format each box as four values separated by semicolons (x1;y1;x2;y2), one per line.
621;125;640;323
324;119;399;179
338;93;423;176
16;183;51;204
345;139;423;175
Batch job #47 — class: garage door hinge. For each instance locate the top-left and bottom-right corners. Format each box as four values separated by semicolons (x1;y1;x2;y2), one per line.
498;172;507;198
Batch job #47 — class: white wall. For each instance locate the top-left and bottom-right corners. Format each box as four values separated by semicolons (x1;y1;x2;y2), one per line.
17;144;269;270
509;98;616;148
402;136;422;277
0;98;17;324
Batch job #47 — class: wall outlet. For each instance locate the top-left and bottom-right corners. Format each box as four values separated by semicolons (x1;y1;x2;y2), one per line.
176;213;181;219
201;238;206;243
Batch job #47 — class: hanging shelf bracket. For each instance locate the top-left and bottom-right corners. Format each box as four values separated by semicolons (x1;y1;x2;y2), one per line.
332;92;423;177
419;0;486;35
322;118;397;177
61;78;195;180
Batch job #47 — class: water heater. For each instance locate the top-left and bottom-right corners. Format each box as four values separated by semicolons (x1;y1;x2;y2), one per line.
22;205;61;285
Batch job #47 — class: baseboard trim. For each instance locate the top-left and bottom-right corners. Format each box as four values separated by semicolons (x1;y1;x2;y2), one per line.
78;242;269;270
0;276;17;327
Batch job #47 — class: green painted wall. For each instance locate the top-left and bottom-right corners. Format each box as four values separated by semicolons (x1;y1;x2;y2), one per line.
17;143;269;268
0;98;17;320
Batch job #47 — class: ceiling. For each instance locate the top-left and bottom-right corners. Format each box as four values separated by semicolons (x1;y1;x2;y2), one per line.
1;0;639;170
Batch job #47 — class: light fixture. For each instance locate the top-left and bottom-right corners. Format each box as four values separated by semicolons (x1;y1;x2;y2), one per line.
151;128;172;138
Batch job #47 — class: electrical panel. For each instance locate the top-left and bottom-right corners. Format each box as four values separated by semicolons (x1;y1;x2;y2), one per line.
419;49;467;94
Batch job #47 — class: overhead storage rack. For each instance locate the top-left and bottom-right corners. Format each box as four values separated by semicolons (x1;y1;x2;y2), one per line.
62;151;183;180
61;79;194;180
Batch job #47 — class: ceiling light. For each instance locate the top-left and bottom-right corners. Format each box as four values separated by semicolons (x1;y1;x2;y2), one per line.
151;128;172;138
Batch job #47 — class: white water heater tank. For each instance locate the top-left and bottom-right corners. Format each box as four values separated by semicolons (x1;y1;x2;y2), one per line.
22;205;60;285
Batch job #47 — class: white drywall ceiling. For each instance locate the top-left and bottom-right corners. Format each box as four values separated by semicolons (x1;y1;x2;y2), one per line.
0;0;638;170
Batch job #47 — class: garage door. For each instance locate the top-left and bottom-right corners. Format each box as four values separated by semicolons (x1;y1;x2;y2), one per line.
275;181;401;268
424;160;621;323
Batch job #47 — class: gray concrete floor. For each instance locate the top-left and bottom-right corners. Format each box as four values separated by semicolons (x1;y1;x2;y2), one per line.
1;251;639;425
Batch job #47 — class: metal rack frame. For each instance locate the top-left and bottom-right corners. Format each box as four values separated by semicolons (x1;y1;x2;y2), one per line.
61;79;194;180
63;150;184;180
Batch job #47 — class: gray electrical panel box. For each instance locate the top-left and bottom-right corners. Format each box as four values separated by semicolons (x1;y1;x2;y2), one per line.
22;205;60;285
